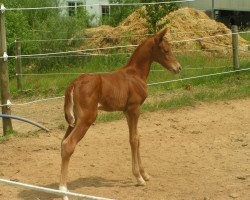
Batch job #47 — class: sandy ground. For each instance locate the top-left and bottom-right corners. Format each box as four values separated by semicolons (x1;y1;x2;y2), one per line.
0;98;249;200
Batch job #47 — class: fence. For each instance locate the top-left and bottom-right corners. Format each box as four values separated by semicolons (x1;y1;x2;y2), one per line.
1;1;250;136
0;2;250;198
0;3;12;134
1;27;249;128
0;178;114;200
10;29;249;92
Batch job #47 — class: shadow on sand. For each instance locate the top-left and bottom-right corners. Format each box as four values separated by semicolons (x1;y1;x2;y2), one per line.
17;176;132;200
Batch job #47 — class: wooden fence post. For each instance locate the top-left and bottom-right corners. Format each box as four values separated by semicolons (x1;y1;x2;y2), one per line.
0;3;13;135
15;38;23;90
232;25;240;70
211;0;215;19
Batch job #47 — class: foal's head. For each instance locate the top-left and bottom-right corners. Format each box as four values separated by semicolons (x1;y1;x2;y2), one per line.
152;28;181;74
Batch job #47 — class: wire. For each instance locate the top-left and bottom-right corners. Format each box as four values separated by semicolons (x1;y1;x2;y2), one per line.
0;96;65;107
15;66;229;77
2;31;249;59
3;31;249;60
240;31;250;35
2;0;194;11
28;29;68;34
239;48;250;52
18;48;227;60
19;52;131;59
13;96;65;106
147;67;250;86
2;45;138;59
19;29;230;44
0;178;114;200
2;67;249;107
16;72;109;76
201;40;232;48
20;34;153;43
173;48;231;53
170;30;250;44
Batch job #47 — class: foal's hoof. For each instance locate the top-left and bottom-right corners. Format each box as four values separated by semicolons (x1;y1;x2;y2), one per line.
142;173;150;181
136;177;146;186
59;186;69;200
63;196;69;200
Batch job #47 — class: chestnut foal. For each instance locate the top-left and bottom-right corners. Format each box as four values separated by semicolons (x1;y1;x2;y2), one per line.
59;28;181;199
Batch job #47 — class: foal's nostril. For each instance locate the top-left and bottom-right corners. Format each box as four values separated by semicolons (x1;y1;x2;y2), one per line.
179;66;182;71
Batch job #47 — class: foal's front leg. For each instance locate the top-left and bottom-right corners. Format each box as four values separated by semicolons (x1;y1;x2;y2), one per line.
125;106;149;186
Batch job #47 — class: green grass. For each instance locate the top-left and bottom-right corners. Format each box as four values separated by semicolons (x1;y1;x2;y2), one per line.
240;32;250;42
0;128;42;143
1;51;250;139
97;112;124;122
94;73;250;123
5;51;250;125
8;51;250;101
10;52;246;97
0;130;18;143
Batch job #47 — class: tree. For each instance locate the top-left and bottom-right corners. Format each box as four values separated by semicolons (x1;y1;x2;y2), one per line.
140;0;179;33
3;0;91;73
102;0;140;26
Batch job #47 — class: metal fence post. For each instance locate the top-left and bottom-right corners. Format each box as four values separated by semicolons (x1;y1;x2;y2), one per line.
15;38;23;90
0;3;13;135
232;25;240;70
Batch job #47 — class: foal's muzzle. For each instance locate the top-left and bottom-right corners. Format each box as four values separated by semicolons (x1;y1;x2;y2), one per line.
172;63;182;74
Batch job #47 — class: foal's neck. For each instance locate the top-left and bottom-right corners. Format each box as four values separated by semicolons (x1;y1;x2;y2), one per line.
126;39;154;81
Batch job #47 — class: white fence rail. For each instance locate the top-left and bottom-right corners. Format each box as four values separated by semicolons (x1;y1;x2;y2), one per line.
0;178;114;200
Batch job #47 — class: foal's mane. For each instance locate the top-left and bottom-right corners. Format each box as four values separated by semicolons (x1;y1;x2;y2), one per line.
125;35;155;67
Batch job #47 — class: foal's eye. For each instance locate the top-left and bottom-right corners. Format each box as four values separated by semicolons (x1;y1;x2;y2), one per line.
163;49;169;54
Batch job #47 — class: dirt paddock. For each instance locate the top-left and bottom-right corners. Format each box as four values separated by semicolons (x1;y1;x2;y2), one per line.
0;98;249;200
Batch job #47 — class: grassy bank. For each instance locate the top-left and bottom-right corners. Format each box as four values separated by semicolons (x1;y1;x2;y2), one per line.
8;28;250;99
1;47;250;140
240;31;250;43
97;71;250;123
7;50;250;123
9;50;250;98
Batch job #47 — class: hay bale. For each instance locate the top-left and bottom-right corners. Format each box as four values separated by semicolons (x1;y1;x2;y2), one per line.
76;7;249;56
162;8;248;55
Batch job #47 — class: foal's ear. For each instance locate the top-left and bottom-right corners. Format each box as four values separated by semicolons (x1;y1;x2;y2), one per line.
154;28;168;44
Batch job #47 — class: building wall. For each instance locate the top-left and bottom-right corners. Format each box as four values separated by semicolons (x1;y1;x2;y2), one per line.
59;0;108;24
182;0;212;11
85;0;108;24
215;0;250;12
182;0;250;12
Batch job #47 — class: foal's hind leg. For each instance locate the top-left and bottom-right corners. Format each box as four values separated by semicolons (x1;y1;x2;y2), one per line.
137;139;150;181
125;106;149;186
62;126;74;141
59;109;97;200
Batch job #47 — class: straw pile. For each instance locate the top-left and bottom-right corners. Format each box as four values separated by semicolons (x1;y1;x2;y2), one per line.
76;7;249;56
78;8;148;49
163;8;248;55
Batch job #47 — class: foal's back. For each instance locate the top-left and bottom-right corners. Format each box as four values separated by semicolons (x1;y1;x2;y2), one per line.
67;66;147;113
99;67;147;111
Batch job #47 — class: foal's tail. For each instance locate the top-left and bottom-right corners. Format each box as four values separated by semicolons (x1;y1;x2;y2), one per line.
64;84;75;127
